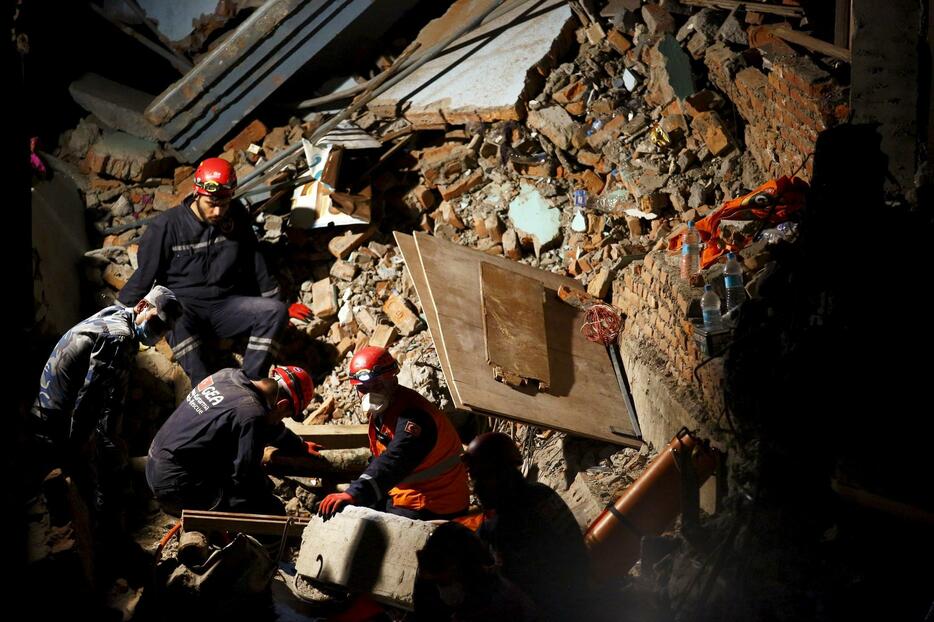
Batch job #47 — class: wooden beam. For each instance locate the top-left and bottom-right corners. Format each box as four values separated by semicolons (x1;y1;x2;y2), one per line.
182;509;311;537
772;26;852;62
282;422;370;449
679;0;804;18
834;0;851;49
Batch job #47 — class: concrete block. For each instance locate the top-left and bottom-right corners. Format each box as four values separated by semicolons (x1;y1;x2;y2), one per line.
296;506;437;610
527;105;577;151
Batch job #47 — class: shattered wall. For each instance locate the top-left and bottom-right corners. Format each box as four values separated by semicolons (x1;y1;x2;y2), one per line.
705;40;849;181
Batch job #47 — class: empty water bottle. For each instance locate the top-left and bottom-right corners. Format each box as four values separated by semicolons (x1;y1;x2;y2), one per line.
723;252;746;311
680;221;700;280
701;285;723;331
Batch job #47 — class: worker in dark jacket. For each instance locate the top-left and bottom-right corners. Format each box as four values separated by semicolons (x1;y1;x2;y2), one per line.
146;365;318;516
118;157;286;385
28;285;182;525
317;347;469;520
463;433;592;622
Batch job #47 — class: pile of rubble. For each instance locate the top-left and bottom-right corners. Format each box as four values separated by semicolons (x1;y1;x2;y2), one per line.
42;0;848;532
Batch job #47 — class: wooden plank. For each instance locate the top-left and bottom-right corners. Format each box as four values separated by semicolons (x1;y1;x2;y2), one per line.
182;509;310;537
679;0;804;18
772;26;852;62
480;262;551;391
282;421;370;449
395;232;466;409
833;0;851;49
413;232;639;446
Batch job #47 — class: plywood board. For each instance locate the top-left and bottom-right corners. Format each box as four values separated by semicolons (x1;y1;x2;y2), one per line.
480;262;550;390
394;232;466;409
413;232;639;446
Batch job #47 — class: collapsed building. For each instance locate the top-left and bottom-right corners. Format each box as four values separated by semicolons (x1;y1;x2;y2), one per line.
16;0;934;620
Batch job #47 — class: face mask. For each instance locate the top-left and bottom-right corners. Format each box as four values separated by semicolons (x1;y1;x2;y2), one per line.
361;392;389;414
135;320;162;346
437;582;465;608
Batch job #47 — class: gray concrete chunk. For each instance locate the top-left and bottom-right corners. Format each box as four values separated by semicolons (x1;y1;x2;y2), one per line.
295;506;437;611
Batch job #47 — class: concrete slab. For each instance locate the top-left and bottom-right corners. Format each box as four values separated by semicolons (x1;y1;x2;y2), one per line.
295;506;437;610
69;74;163;142
368;0;575;127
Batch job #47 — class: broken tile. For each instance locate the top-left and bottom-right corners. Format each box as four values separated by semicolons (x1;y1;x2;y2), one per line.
507;183;562;256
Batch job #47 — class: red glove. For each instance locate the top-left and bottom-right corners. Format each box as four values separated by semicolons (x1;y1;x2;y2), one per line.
305;441;324;457
289;303;313;322
318;492;355;518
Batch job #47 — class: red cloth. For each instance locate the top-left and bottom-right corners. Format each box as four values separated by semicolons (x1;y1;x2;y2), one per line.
669;176;809;268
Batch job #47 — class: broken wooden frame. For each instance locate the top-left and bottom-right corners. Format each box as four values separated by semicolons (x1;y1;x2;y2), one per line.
397;232;640;446
182;509;310;538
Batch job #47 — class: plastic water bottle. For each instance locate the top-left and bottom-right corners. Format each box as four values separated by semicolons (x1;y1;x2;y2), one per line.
723;252;746;311
701;285;723;330
680;221;700;280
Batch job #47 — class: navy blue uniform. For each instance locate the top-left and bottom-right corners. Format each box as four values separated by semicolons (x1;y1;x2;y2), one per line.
146;368;305;516
29;305;139;523
346;403;438;515
118;196;285;384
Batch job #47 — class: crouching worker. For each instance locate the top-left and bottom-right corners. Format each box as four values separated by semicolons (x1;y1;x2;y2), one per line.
146;365;319;516
415;521;538;622
317;347;469;520
28;285;182;529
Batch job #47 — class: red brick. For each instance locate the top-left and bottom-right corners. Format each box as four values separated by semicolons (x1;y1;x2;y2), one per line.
607;29;632;55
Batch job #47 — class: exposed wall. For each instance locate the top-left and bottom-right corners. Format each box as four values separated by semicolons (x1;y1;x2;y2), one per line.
705;42;849;181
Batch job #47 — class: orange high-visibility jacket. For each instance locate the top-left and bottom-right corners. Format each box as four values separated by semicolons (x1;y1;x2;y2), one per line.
368;386;470;515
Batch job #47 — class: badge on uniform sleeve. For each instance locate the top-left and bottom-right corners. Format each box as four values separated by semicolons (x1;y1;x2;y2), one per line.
404;421;422;437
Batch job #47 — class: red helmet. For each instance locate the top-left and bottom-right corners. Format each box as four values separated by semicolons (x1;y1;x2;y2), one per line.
193;157;237;198
463;432;522;469
271;365;314;419
349;346;398;386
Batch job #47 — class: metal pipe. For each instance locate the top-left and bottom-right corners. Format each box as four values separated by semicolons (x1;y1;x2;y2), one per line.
584;428;720;581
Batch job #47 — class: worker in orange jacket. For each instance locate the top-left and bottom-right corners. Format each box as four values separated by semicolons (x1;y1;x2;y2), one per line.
318;347;469;520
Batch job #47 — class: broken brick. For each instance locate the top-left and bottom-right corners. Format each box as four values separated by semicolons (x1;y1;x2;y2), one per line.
311;278;338;318
691;111;733;156
383;293;421;336
224;119;268;152
642;4;675;35
607;29;632;55
368;324;398;350
439;169;487;200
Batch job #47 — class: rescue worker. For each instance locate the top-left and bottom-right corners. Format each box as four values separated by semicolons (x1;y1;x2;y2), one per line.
27;286;182;530
416;521;539;622
117;157;286;385
145;365;319;516
317;347;469;520
463;433;591;622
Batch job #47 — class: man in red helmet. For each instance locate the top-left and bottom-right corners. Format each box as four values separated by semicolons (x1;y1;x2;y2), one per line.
317;347;470;520
145;365;320;516
118;157;286;386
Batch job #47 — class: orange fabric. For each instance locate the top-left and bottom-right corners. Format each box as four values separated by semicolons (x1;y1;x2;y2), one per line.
369;386;470;515
669;176;809;268
452;511;488;532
